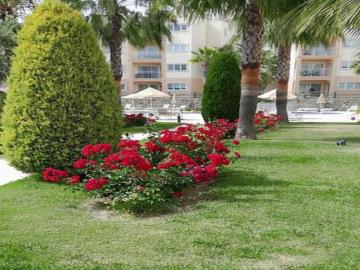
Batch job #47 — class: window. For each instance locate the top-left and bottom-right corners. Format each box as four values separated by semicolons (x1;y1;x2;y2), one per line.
338;82;360;90
135;65;160;78
299;83;321;97
169;23;189;32
340;60;354;69
167;43;189;53
168;83;186;91
167;64;187;72
137;47;161;59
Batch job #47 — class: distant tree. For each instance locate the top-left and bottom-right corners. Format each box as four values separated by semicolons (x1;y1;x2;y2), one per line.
0;18;18;82
352;57;360;75
202;51;241;122
191;47;219;79
64;0;174;92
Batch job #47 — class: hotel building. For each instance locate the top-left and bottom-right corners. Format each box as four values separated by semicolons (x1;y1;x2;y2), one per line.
116;18;234;102
289;36;360;106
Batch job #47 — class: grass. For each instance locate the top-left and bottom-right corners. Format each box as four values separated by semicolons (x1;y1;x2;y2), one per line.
1;123;360;269
122;122;179;134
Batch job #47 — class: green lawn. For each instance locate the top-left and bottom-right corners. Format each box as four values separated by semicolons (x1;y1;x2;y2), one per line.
1;123;360;270
122;122;179;134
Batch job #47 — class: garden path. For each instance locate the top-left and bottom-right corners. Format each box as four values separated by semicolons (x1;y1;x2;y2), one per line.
0;156;28;186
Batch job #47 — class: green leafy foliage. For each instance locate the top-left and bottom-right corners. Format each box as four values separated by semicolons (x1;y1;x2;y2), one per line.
0;90;6;152
201;51;241;122
1;1;122;172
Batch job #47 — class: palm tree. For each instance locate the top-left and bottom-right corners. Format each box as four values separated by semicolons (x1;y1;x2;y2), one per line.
191;45;236;80
0;0;36;82
176;0;268;138
286;0;360;39
0;0;36;21
0;18;18;82
65;0;174;92
352;57;360;75
190;46;218;79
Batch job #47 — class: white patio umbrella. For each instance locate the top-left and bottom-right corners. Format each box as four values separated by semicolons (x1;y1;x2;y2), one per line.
316;93;326;110
122;87;171;109
171;93;176;111
258;89;297;101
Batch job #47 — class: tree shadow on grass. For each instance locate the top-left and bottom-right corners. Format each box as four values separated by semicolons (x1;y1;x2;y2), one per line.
183;170;291;207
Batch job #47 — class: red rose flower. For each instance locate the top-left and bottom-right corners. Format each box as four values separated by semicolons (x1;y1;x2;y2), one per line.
144;141;162;152
173;191;183;198
73;158;96;169
232;139;240;145
42;168;68;183
208;153;230;167
234;152;241;159
81;144;95;158
84;178;108;191
69;175;81;185
117;139;141;150
103;153;122;170
93;144;112;154
214;142;230;153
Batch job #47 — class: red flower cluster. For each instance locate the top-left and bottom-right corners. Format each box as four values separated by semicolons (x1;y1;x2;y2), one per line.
73;158;96;169
119;149;152;171
70;175;81;185
157;150;196;169
84;178;109;191
81;144;112;158
42;168;68;183
191;165;218;183
254;112;282;132
41;118;247;211
208;154;230;167
117;139;141;150
123;113;154;127
144;141;162;153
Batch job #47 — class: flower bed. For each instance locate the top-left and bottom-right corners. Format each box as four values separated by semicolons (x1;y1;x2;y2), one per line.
42;119;241;213
42;114;281;213
123;113;155;127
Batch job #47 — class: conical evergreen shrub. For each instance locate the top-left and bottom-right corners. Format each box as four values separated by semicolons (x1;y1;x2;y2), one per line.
1;1;122;172
201;51;241;122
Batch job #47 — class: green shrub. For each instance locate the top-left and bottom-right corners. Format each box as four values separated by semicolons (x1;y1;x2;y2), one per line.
1;1;122;172
201;51;241;122
0;91;5;115
0;91;6;152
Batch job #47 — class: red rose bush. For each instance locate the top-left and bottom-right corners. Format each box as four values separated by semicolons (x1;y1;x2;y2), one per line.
42;119;240;213
123;113;155;127
254;112;282;133
41;114;281;213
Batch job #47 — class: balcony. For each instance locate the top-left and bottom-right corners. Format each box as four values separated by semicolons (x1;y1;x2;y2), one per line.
300;68;332;77
302;47;336;57
134;72;161;79
137;52;161;59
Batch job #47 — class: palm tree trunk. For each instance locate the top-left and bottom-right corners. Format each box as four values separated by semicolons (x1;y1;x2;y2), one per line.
109;1;123;97
235;0;263;139
276;45;291;122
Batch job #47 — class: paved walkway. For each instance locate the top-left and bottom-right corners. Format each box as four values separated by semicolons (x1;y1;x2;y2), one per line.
0;156;28;186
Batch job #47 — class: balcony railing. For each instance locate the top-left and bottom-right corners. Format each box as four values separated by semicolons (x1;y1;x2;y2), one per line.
134;72;161;79
137;52;162;59
300;68;332;77
302;47;335;56
297;90;321;97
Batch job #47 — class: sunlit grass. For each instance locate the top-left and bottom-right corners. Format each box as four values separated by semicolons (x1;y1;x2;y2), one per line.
1;123;360;269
